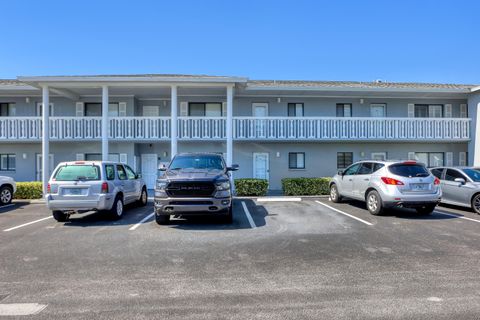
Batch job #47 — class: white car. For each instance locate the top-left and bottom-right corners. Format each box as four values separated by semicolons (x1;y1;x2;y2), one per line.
0;176;16;205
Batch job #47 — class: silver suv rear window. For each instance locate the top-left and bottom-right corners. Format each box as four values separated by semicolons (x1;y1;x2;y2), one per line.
388;163;429;178
54;165;101;181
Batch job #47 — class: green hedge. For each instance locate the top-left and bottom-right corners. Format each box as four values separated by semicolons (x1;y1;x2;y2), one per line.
281;177;331;196
234;178;269;196
14;181;43;199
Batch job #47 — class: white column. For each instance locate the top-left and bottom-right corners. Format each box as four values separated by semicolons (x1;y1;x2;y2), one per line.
102;85;109;161
42;86;50;197
226;86;234;167
171;85;178;158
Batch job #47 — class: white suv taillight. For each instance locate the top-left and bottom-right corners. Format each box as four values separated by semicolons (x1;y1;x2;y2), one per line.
101;182;109;193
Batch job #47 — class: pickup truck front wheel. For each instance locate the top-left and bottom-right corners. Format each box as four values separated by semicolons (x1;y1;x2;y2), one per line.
223;205;233;224
52;210;68;222
155;213;170;225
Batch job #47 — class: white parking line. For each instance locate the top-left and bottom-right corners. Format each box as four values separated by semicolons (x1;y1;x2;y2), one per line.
315;200;373;226
0;303;47;316
434;210;480;223
3;216;53;232
241;201;257;229
129;212;155;231
0;204;15;210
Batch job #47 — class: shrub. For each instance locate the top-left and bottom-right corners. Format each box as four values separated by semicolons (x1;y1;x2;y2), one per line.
14;181;43;199
281;177;331;196
234;178;269;196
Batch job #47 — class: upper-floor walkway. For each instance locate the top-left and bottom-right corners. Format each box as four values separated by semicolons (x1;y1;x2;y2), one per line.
0;116;471;142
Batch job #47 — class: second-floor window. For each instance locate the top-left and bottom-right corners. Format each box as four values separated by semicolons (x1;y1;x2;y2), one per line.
288;103;304;117
415;104;442;118
84;103;120;117
336;104;352;117
0;103;15;117
189;103;222;116
289;152;305;169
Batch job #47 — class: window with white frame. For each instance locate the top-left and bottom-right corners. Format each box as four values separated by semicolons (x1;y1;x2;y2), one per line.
288;103;304;117
0;103;15;116
288;152;305;169
188;103;222;116
371;152;387;161
0;154;16;171
414;104;443;118
84;103;120;116
336;103;352;117
337;152;353;169
413;152;444;167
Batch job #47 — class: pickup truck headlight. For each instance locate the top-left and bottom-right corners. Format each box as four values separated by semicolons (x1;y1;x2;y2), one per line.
216;181;231;191
156;181;168;190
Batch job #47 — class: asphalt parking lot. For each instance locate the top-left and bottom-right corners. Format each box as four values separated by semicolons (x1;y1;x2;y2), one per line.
1;197;480;319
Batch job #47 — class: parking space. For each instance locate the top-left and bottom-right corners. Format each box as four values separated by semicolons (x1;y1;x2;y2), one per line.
1;197;480;318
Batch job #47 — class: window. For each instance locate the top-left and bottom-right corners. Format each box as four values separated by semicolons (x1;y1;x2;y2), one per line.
343;163;360;175
373;163;385;172
336;104;352;117
357;162;374;175
36;103;54;116
188;103;222;116
53;165;100;181
371;152;387;161
444;169;466;182
85;153;120;162
288;152;305;169
169;154;225;170
84;103;119;116
0;103;14;117
117;165;127;180
430;168;444;179
105;165;115;180
388;163;429;178
413;152;444;167
337;152;353;169
463;169;480;182
0;154;15;171
288;103;304;117
415;104;443;118
125;165;136;180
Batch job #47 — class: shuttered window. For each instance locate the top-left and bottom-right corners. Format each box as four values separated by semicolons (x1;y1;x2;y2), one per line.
337;152;353;169
288;103;304;117
288;152;305;169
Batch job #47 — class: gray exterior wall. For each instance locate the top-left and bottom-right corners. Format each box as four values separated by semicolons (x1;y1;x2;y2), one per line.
468;92;480;166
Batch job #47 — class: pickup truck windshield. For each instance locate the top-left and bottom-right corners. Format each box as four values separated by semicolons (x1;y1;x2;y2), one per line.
169;155;224;170
54;165;101;181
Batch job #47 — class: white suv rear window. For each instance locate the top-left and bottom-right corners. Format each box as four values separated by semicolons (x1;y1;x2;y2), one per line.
389;164;429;178
54;165;101;181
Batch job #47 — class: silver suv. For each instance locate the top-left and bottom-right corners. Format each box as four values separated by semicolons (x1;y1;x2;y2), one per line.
330;160;442;215
46;161;148;221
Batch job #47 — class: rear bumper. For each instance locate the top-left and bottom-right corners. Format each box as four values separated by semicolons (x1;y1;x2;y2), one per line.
154;197;231;215
46;194;114;211
383;200;441;209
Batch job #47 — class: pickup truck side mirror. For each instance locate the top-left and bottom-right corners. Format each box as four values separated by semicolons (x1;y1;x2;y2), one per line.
454;177;466;185
227;164;239;172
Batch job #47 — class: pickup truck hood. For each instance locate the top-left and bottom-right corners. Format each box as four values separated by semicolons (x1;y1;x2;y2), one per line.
163;169;227;181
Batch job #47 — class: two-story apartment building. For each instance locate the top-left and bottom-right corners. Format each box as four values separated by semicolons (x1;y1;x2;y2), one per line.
0;74;479;192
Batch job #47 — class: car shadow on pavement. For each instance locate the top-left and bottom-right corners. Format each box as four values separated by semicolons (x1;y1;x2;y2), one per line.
437;203;476;214
341;200;457;220
0;202;28;214
61;204;153;227
168;199;267;231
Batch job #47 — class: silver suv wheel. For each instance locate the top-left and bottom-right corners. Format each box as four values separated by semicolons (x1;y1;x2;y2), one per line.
367;194;378;212
0;188;12;205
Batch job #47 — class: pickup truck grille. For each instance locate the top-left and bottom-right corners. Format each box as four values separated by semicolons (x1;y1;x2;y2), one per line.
166;182;216;197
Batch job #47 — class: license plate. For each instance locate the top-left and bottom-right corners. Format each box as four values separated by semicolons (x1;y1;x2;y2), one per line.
64;188;86;195
410;183;429;191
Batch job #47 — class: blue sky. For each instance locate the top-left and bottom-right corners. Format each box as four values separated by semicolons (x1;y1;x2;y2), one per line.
0;0;478;83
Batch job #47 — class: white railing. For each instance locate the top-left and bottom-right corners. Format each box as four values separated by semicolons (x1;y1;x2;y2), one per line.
233;117;471;141
0;117;471;141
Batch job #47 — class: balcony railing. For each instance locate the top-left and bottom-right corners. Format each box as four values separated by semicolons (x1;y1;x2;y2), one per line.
0;116;471;142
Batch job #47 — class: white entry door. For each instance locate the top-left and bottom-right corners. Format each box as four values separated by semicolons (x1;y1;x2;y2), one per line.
370;104;386;117
252;103;268;137
36;154;54;181
253;152;269;180
141;154;158;189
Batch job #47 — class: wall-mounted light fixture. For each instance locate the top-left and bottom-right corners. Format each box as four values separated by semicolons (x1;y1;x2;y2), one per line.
23;153;27;159
277;98;281;103
360;152;365;157
163;151;168;158
360;99;364;104
163;100;167;107
276;152;280;158
25;97;30;103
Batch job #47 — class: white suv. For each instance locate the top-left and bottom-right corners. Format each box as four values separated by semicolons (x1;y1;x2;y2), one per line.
46;161;147;221
0;176;16;205
330;160;442;215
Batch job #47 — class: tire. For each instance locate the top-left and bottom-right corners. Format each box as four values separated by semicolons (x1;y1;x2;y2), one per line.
109;196;124;220
330;184;342;203
223;205;233;224
366;190;383;215
52;210;68;222
471;194;480;214
0;186;13;205
155;212;170;225
416;204;436;215
137;187;148;207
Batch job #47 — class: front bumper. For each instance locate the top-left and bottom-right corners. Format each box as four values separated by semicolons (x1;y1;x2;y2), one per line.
154;196;231;215
46;194;114;212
